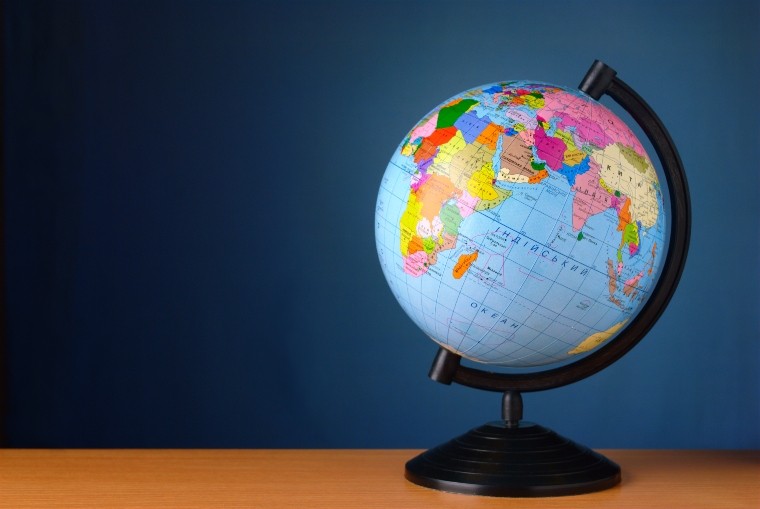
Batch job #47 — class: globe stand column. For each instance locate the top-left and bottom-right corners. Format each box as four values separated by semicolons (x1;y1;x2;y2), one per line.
502;391;522;428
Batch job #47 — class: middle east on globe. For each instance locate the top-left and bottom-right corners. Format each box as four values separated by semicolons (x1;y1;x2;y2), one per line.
375;81;668;368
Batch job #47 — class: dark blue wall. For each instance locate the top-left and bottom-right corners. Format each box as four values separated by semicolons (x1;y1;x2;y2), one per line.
4;0;759;448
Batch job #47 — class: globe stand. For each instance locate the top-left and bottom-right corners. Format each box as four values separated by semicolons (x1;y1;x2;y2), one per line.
404;60;691;497
405;349;621;497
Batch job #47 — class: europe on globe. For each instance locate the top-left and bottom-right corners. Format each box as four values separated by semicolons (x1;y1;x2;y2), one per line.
375;81;668;368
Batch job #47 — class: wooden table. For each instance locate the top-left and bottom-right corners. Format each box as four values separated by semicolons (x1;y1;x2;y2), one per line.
0;450;757;508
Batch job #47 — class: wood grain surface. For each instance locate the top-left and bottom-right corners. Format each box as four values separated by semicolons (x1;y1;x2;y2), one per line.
1;449;757;508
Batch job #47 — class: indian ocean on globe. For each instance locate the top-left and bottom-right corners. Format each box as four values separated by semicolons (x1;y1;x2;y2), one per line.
375;81;667;368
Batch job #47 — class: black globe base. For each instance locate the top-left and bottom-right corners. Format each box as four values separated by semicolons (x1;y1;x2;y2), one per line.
405;420;621;497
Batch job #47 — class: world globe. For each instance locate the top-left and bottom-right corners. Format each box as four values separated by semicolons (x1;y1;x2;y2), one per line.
375;80;668;368
382;62;691;498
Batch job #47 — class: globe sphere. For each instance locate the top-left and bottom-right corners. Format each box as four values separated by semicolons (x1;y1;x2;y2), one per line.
375;81;668;367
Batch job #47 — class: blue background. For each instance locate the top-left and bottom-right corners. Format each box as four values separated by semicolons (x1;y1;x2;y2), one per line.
4;0;759;448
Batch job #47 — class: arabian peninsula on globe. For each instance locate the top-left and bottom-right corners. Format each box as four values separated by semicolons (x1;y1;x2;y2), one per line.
375;81;667;367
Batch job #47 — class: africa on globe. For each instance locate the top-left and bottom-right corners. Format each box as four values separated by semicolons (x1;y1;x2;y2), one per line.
375;81;667;368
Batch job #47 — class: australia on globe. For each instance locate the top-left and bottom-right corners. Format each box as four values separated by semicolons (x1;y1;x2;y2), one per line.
375;81;667;367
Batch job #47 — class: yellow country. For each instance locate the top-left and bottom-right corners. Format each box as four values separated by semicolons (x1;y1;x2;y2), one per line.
568;320;628;355
563;149;586;166
432;130;466;166
524;95;545;109
467;164;499;200
399;193;423;256
554;130;577;151
599;178;614;195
